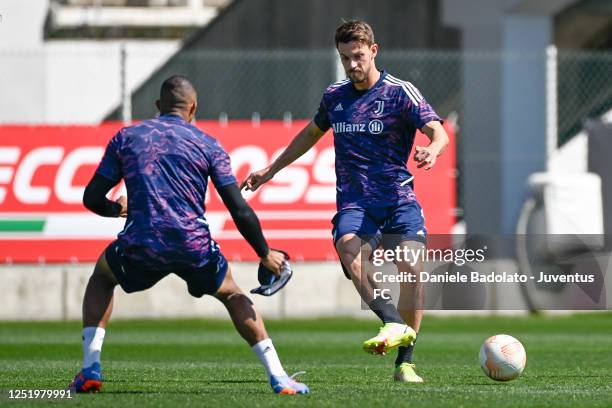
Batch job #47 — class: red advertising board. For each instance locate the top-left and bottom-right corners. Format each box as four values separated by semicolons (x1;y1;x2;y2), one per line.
0;121;455;263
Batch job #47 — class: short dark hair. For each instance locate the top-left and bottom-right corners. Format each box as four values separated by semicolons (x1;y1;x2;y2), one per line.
334;20;375;47
159;75;197;113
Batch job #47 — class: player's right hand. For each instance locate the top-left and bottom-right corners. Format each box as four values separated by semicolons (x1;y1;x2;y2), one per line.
115;195;128;218
260;249;287;277
241;167;273;192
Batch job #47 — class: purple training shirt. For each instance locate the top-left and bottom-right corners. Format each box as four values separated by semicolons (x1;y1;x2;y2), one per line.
95;114;236;270
313;70;441;211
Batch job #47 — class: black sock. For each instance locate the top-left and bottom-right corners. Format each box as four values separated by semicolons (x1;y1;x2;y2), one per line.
395;338;417;367
367;298;404;324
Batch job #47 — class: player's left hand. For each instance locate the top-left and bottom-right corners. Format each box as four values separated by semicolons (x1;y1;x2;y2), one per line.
115;195;128;217
413;146;438;170
260;249;287;277
251;249;293;296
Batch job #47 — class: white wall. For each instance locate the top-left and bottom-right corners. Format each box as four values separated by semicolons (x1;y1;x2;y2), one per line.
0;0;49;49
548;109;612;174
0;1;180;124
3;257;608;320
0;41;179;124
0;262;371;320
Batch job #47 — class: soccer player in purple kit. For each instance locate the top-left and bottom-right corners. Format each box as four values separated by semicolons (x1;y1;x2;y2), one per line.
68;76;309;395
242;20;449;382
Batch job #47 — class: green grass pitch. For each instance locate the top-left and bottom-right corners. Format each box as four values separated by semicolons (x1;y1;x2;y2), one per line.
1;313;611;407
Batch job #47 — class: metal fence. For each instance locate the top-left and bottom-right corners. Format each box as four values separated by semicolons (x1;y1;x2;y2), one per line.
108;48;612;214
114;48;612;147
2;46;611;159
2;46;609;145
113;49;464;123
115;49;338;121
111;47;611;217
557;50;612;145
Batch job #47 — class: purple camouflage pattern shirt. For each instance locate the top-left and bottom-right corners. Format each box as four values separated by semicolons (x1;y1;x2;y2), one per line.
96;114;236;270
313;70;441;211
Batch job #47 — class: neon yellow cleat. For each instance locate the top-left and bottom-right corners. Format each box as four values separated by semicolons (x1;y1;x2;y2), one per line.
362;323;416;355
394;363;424;383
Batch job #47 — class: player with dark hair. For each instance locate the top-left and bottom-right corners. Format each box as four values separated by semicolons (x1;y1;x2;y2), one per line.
68;75;309;395
242;20;449;382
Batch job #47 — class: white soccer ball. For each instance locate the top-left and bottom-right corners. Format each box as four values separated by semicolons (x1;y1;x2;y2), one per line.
479;334;526;381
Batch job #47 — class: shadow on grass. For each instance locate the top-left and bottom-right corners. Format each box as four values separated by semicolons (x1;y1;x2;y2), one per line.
100;388;272;395
108;379;262;384
460;382;518;386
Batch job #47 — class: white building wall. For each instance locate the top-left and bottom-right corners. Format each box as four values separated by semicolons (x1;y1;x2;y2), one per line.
0;260;566;320
0;0;49;49
0;1;180;124
1;42;179;124
0;262;373;320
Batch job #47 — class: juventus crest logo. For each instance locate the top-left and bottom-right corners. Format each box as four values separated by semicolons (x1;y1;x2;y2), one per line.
373;100;384;115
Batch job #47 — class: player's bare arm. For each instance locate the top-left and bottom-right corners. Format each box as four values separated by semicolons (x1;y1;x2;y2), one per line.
413;120;449;170
241;120;325;191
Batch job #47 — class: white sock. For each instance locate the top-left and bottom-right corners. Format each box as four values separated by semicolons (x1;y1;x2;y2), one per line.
82;327;105;369
251;338;287;378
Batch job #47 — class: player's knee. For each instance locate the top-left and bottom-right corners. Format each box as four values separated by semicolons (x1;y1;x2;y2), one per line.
395;260;421;276
336;238;360;261
337;251;361;277
337;240;374;275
